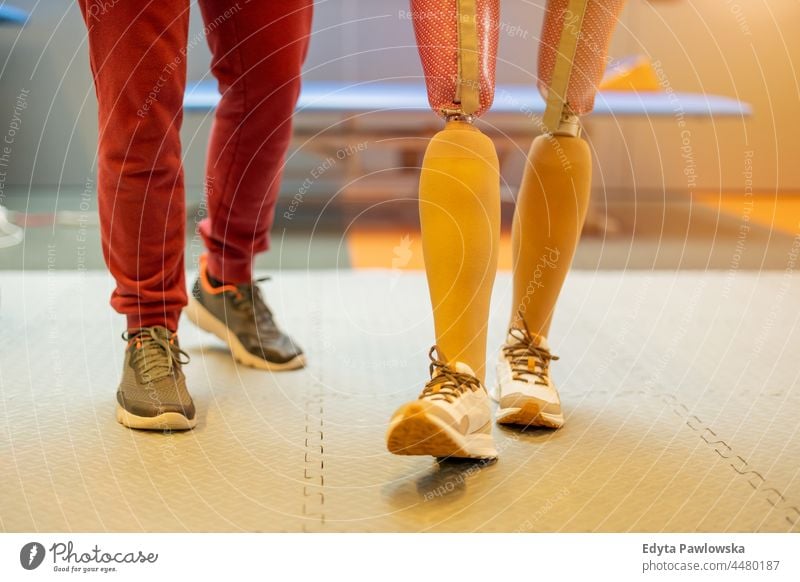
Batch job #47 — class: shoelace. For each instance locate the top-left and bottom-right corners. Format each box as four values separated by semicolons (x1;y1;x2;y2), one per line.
420;346;482;403
122;327;190;383
230;277;276;329
503;322;559;386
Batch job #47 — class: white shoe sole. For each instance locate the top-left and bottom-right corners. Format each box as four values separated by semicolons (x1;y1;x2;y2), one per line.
0;230;23;249
386;403;498;459
116;404;197;431
495;399;564;428
185;296;305;371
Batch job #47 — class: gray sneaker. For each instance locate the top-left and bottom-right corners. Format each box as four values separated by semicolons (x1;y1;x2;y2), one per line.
0;205;23;249
185;255;305;371
115;326;196;431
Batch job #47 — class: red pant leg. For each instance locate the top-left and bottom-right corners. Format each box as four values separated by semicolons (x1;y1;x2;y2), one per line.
197;0;313;283
79;0;190;331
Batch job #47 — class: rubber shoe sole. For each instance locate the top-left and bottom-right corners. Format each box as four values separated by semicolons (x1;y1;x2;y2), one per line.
0;230;23;249
496;399;564;428
386;402;497;459
115;404;197;431
186;296;305;371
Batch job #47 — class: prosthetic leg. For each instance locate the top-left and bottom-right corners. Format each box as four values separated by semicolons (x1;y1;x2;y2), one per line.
496;0;626;427
386;0;501;459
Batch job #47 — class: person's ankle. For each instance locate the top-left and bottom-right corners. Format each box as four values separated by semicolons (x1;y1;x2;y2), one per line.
126;325;176;336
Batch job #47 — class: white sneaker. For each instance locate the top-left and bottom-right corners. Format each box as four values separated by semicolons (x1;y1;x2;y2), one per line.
386;346;497;459
0;205;23;249
495;325;564;428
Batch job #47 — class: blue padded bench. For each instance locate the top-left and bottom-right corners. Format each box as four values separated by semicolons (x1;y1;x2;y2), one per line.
0;5;28;26
183;79;752;225
184;80;752;118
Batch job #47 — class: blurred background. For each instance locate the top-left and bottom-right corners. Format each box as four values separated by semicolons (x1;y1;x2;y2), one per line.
0;0;798;272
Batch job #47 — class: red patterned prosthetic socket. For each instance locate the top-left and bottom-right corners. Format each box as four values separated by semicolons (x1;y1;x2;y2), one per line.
538;0;626;116
411;0;499;118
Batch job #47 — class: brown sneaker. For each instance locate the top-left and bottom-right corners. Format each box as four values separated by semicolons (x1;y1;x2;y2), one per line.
185;254;305;371
115;326;196;431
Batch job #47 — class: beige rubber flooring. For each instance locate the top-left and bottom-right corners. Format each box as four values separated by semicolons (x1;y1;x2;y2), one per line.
1;271;798;532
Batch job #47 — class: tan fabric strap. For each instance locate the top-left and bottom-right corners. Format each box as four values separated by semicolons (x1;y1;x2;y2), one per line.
543;0;589;133
456;0;480;116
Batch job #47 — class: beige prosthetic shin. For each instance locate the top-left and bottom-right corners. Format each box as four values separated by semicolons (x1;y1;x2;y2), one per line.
413;0;501;380
511;135;590;336
420;122;500;380
512;0;624;335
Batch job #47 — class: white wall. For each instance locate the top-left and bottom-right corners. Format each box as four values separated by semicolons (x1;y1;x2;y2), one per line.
595;0;800;196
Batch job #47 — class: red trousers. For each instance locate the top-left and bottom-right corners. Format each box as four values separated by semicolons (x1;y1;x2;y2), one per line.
79;0;313;331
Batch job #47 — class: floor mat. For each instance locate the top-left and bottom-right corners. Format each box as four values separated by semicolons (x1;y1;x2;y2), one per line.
0;271;798;531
